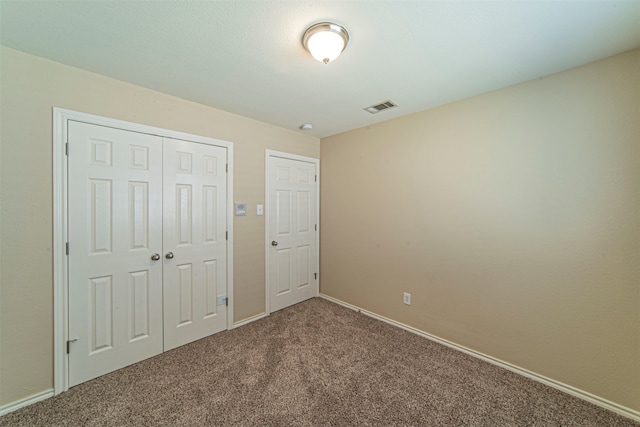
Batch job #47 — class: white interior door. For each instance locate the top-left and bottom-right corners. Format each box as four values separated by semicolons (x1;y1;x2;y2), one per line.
68;121;164;387
267;154;318;313
162;138;228;351
68;121;229;386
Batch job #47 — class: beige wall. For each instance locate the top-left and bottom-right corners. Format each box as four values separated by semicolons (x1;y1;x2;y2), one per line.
321;49;640;412
0;47;319;406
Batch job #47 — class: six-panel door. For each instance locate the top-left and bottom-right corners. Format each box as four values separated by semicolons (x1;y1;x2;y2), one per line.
68;122;228;386
68;122;165;386
268;156;318;312
162;138;228;351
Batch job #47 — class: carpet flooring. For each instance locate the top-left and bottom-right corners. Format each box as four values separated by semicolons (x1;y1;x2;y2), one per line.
1;297;637;426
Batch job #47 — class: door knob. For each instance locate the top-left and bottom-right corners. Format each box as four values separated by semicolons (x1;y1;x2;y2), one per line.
271;241;278;246
151;253;160;261
165;252;174;259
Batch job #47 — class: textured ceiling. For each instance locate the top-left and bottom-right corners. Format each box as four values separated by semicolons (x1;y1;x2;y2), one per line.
1;1;639;138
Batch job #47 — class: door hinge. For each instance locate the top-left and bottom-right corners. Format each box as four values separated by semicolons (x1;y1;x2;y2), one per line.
226;163;228;173
314;273;318;280
66;338;78;354
66;242;69;255
225;231;228;240
315;174;317;182
226;297;229;307
315;224;317;231
65;143;69;156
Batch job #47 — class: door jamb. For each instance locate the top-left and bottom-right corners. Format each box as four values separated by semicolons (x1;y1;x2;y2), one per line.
264;150;320;315
53;108;234;394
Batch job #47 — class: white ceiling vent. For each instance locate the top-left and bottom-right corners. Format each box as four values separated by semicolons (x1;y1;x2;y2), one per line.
364;100;398;114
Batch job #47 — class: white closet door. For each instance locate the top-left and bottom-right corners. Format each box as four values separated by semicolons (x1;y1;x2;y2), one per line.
163;138;228;351
68;121;164;387
268;155;318;313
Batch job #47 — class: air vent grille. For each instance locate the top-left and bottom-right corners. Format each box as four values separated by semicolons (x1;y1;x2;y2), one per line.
364;100;398;114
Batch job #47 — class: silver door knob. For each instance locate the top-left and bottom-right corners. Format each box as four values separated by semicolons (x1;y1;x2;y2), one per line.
271;241;278;246
165;252;174;259
151;253;160;261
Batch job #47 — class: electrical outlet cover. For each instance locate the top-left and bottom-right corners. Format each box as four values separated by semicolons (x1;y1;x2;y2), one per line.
403;292;411;305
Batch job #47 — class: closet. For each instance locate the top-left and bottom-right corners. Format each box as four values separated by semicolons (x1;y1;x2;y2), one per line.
66;120;229;386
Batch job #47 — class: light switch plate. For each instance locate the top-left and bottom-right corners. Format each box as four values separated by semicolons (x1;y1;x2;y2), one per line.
257;204;264;215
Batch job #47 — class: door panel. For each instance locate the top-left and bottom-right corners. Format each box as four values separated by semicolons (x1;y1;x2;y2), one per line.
203;259;219;317
297;245;310;288
163;138;227;351
129;270;151;341
268;156;318;312
276;249;292;295
68;121;164;387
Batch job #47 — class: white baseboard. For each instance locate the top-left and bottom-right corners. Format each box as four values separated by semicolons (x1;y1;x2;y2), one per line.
233;312;267;328
319;293;640;423
0;389;54;416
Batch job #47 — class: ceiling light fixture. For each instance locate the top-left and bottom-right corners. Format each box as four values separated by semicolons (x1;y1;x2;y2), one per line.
302;22;349;64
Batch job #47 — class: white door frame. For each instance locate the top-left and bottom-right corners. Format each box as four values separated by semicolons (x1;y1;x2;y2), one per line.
53;108;234;394
264;150;320;315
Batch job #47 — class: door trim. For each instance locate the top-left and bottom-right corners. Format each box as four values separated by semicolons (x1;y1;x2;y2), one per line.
264;150;320;315
53;108;234;394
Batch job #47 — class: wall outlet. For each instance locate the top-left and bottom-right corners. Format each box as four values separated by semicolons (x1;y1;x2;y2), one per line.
403;292;411;305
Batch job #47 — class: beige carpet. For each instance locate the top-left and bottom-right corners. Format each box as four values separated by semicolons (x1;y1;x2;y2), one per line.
1;297;637;426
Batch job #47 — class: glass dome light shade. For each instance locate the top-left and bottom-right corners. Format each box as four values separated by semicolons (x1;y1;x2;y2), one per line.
302;23;349;64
